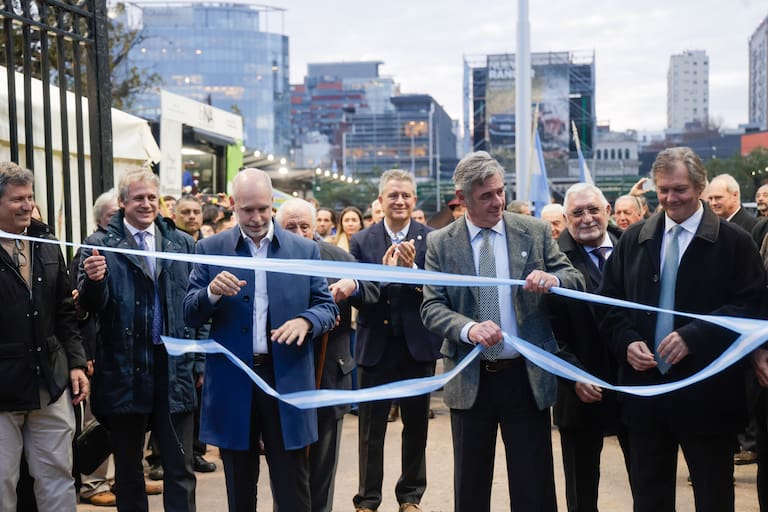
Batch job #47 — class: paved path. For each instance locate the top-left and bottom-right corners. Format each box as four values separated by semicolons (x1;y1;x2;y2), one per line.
77;391;760;511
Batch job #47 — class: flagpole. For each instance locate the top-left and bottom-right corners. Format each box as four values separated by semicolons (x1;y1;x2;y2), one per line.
515;0;531;201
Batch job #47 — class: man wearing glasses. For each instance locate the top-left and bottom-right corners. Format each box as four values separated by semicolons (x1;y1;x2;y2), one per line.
0;161;88;510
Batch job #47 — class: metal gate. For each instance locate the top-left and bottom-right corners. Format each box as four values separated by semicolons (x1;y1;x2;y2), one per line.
1;0;113;249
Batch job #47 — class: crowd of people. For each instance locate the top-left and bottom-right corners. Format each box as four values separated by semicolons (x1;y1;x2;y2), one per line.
2;145;768;512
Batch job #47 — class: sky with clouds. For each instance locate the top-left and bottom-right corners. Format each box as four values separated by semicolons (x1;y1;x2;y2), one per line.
273;0;767;133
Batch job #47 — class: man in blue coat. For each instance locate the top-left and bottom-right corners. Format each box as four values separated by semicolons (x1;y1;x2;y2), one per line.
183;168;338;512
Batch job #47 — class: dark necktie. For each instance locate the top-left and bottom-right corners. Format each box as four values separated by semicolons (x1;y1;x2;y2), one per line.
654;225;682;374
477;228;503;361
135;231;162;345
590;246;608;271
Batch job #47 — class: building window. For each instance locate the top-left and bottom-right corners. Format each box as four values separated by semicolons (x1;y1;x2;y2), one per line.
610;148;615;160
625;148;630;159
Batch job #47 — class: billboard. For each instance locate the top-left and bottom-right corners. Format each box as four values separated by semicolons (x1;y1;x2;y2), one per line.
485;53;570;174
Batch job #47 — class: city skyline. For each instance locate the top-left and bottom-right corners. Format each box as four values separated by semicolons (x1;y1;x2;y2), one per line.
275;0;767;133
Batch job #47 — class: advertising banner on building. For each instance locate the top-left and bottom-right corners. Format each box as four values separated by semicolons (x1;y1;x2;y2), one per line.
485;53;570;174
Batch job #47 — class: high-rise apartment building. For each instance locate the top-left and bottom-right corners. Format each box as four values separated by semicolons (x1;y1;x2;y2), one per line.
750;15;768;130
667;50;709;132
122;2;290;153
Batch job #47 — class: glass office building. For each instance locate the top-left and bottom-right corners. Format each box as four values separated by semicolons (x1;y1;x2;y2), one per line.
124;2;290;154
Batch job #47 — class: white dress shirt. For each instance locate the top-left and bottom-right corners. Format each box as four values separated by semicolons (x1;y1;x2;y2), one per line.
661;203;704;268
208;222;274;354
460;217;519;359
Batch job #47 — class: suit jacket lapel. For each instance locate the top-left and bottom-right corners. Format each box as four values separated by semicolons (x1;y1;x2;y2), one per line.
504;215;531;281
450;219;479;305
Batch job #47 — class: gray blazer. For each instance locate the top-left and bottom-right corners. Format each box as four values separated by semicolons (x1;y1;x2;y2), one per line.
421;212;585;411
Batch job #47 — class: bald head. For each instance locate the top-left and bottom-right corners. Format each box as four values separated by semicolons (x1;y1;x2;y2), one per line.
614;195;643;230
232;168;273;242
757;184;768;216
540;203;566;239
707;174;741;219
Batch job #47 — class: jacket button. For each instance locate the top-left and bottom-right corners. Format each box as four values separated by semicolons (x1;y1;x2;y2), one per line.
652;274;659;283
383;320;389;325
37;277;42;282
241;327;248;333
32;311;38;317
243;296;250;302
136;301;140;305
36;347;41;352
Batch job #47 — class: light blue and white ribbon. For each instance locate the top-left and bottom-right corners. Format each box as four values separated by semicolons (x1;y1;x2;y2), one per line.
6;230;768;408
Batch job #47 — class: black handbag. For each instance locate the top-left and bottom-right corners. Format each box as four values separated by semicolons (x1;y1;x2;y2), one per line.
76;420;111;475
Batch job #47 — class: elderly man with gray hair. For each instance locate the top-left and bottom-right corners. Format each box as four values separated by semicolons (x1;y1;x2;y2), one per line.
275;198;378;512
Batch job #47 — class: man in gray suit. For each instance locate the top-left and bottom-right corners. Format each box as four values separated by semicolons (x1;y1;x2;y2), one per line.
421;151;584;512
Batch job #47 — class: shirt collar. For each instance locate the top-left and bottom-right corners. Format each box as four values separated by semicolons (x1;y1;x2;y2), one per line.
664;201;704;236
124;219;155;238
465;216;504;241
384;220;411;242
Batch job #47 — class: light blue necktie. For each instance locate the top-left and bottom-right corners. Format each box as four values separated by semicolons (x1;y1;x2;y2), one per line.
654;225;681;374
477;228;503;361
135;231;162;345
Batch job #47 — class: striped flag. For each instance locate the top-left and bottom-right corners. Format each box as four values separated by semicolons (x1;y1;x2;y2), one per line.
572;120;594;184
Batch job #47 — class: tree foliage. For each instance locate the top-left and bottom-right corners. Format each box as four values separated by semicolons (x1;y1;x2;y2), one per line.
0;1;160;110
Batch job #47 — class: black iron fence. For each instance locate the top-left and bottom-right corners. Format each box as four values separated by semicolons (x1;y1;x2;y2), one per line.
1;0;113;249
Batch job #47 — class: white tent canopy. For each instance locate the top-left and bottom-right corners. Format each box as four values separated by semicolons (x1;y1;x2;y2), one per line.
0;65;161;239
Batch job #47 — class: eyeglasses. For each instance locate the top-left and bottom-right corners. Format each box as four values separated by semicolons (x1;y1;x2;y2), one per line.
12;239;26;269
568;206;602;218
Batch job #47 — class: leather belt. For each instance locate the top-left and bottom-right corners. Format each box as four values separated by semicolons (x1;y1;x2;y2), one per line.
480;358;523;373
253;354;271;367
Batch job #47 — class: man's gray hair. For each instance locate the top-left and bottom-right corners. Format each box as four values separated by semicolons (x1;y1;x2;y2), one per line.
540;203;565;217
711;174;741;198
92;189;117;225
452;151;505;201
651;147;707;193
563;183;609;212
0;161;34;199
275;198;317;227
378;169;416;196
118;168;160;203
614;194;642;214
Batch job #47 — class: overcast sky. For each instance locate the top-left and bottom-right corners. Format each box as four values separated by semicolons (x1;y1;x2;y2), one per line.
273;0;767;133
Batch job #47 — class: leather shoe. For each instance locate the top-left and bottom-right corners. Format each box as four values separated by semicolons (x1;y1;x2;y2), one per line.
399;504;421;512
193;454;217;472
148;464;163;481
355;508;376;512
145;481;163;495
82;491;117;506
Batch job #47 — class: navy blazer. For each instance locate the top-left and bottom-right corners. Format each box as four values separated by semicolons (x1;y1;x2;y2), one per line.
183;223;338;450
349;220;441;366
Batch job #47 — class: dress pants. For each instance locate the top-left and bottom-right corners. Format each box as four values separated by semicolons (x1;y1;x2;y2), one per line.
220;361;311;512
109;346;196;512
559;425;630;512
629;426;735;512
451;359;556;512
0;387;76;512
354;334;435;510
308;408;344;512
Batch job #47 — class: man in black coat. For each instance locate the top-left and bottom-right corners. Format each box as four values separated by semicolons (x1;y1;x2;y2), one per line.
598;147;767;512
0;161;88;510
707;173;757;234
275;198;379;512
349;169;441;512
550;183;630;512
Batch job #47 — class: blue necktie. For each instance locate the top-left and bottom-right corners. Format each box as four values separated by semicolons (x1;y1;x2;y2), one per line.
135;231;163;345
477;228;503;361
654;225;681;374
